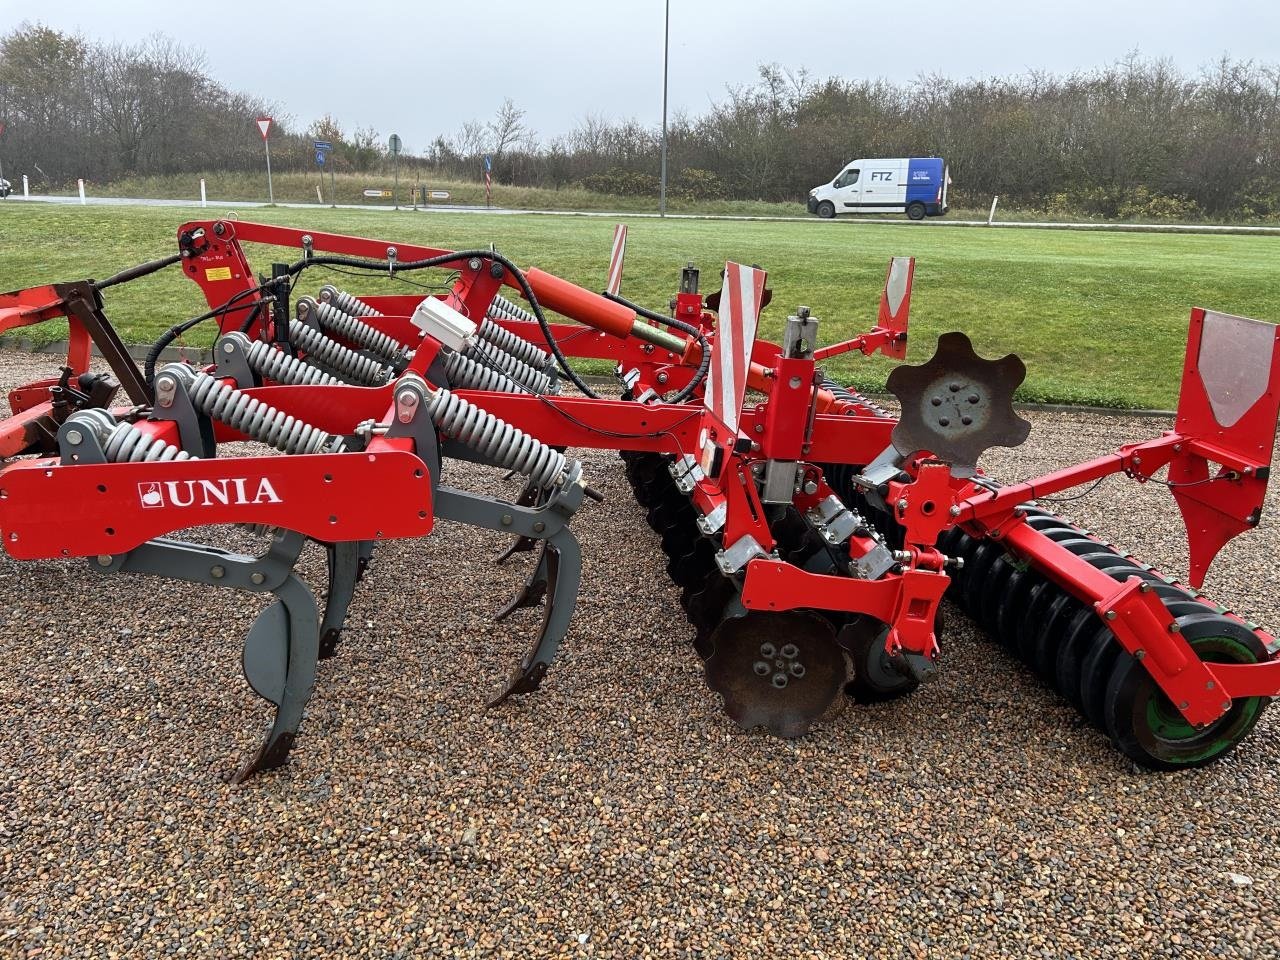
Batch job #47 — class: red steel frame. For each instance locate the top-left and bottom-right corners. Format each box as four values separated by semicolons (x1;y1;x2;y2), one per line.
3;220;1278;736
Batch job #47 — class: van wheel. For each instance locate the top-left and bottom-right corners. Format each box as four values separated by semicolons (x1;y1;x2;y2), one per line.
816;201;835;219
906;202;927;221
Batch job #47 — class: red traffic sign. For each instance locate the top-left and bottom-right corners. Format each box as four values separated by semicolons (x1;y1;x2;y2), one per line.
256;117;273;140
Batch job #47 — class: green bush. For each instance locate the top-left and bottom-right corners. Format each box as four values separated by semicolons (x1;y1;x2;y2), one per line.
580;168;660;197
674;168;727;202
1117;187;1200;222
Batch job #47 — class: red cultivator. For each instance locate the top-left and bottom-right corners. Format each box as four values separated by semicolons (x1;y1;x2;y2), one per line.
2;218;1277;781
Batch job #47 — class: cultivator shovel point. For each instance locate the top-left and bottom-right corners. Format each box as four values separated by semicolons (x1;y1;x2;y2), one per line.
3;218;1280;780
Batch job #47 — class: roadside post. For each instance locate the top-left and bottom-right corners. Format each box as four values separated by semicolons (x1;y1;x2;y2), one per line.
388;134;402;209
22;175;29;198
200;179;207;208
77;179;86;205
484;154;492;207
988;195;1000;225
256;116;274;204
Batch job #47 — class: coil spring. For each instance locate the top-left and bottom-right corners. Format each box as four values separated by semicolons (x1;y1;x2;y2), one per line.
439;349;526;394
477;317;553;372
220;332;340;387
160;364;345;456
66;409;194;463
490;293;535;323
289;320;392;386
464;338;556;395
426;387;567;488
821;375;891;419
319;284;382;318
303;297;405;365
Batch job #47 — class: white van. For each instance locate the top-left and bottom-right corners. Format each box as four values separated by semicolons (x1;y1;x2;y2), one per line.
807;157;949;220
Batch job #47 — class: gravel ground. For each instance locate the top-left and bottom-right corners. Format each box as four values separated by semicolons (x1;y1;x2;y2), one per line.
1;347;1277;959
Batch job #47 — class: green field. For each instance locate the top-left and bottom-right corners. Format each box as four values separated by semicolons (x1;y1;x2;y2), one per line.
2;202;1277;408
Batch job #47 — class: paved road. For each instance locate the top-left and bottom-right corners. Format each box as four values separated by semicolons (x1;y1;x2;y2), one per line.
7;193;1280;234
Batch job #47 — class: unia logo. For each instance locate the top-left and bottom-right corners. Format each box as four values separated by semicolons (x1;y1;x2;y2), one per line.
137;478;283;509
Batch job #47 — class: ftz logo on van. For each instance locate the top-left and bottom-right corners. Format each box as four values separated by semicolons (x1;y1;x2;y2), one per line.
870;171;894;182
137;478;284;509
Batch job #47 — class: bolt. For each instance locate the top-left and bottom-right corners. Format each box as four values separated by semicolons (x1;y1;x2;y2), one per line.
302;234;313;246
250;572;266;585
1206;680;1216;690
753;661;770;677
1133;455;1142;466
1136;649;1146;660
948;382;961;392
771;672;789;689
96;555;112;567
1138;582;1151;593
796;306;811;319
1173;443;1182;453
931;396;942;406
1178;700;1190;710
213;222;226;236
210;565;226;580
490;262;505;279
1223;700;1233;710
949;505;961;517
656;372;669;385
1169;622;1181;633
961;415;973;426
780;643;798;659
65;429;83;446
968;394;980;404
802;480;818;495
1104;610;1117;621
155;375;177;409
533;521;546;533
789;376;802;389
468;257;482;271
754;423;764;434
897;499;908;512
500;514;513;526
938;417;950;426
223;342;235;354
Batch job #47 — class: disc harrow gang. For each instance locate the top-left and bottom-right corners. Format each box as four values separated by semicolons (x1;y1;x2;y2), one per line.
1;222;1278;783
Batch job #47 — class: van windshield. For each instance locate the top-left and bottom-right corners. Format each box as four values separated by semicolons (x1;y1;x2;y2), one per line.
834;169;860;189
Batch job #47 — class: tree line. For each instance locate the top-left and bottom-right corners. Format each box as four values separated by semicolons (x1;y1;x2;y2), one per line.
3;22;1279;219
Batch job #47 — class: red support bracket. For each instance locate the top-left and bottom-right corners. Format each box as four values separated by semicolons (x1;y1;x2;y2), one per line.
1094;577;1226;727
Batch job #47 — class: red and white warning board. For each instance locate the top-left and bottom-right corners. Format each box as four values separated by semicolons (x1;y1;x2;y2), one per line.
703;261;767;438
256;117;273;140
605;224;628;296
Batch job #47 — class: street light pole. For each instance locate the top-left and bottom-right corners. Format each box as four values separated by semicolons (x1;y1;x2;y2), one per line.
659;0;670;217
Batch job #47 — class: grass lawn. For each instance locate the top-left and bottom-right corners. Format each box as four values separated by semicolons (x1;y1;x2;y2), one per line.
1;201;1277;408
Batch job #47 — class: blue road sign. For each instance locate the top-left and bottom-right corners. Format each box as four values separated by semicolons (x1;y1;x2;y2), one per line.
316;151;326;166
484;154;492;172
314;140;333;152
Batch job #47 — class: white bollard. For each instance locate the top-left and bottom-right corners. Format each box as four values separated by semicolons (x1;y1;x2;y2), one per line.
22;175;29;198
200;179;207;208
316;184;323;204
988;195;999;225
78;179;86;205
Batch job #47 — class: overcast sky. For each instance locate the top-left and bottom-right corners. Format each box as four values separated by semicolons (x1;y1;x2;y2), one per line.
5;0;1277;152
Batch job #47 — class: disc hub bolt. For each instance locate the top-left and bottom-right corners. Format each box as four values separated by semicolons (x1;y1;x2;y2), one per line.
754;641;805;689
